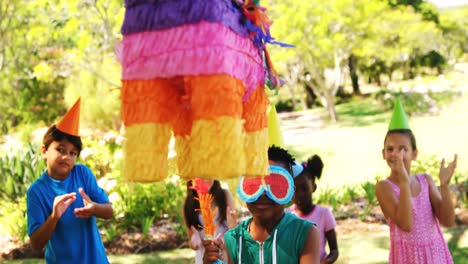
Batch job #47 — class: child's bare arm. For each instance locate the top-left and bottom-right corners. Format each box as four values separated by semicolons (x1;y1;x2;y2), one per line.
376;180;413;231
30;193;76;250
427;155;457;227
300;225;320;264
91;203;114;219
376;150;414;231
324;229;339;263
30;215;59;250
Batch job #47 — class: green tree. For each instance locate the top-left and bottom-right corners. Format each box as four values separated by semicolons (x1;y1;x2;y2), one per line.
388;0;440;23
268;0;447;121
386;0;446;74
0;0;77;131
0;0;125;133
438;6;468;62
349;4;443;83
270;0;391;121
64;0;124;130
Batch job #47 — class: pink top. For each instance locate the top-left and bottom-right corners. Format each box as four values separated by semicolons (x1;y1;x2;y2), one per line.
384;174;453;264
289;204;337;261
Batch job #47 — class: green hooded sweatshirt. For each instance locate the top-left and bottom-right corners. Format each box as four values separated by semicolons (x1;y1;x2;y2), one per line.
225;212;314;264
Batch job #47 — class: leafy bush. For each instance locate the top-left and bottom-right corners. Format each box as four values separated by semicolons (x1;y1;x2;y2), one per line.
112;180;185;232
141;216;156;237
375;89;460;116
0;144;45;202
341;185;360;204
315;186;338;206
80;132;123;180
329;195;339;212
172;213;188;239
412;154;441;179
0;197;28;242
361;181;377;207
101;221;121;244
0;77;68;136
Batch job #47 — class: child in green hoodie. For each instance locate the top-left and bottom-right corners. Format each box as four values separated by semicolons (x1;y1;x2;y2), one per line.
203;146;320;263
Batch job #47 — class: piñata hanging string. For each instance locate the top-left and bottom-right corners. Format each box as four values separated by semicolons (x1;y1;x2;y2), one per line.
234;0;294;89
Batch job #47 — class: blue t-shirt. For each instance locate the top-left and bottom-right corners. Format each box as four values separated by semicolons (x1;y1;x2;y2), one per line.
27;164;110;264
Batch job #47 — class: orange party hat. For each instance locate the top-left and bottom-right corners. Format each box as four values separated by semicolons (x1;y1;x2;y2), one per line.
56;97;81;136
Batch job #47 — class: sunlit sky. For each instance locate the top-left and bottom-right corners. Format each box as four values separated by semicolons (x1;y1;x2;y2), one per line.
428;0;468;7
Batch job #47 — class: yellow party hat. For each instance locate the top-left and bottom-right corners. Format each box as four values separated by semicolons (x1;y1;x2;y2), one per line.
268;104;284;147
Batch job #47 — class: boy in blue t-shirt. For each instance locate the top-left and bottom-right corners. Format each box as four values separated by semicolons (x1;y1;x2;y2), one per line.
26;99;113;263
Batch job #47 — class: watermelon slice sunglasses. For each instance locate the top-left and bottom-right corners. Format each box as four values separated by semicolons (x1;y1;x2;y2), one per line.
237;165;295;205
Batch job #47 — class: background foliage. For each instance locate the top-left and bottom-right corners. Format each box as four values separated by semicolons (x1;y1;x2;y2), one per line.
0;0;467;261
0;1;467;129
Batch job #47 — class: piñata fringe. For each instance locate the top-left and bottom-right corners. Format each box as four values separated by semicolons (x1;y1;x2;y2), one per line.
184;117;245;180
188;74;245;119
123;123;172;182
243;84;269;132
121;79;181;125
244;128;269;177
174;135;192;179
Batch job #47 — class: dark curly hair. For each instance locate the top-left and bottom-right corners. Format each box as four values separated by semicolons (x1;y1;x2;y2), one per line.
268;145;295;173
304;154;324;180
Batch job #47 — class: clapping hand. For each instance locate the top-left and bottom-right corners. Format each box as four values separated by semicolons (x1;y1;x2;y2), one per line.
52;193;76;220
74;188;95;218
439;154;458;186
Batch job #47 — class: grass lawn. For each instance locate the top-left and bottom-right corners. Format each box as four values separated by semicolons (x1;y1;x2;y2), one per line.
109;248;194;264
3;226;465;263
1;248;195;264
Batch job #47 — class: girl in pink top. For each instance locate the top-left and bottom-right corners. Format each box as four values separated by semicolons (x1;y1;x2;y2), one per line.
376;129;457;264
290;155;339;264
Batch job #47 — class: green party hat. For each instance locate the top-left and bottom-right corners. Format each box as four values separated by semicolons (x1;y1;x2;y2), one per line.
268;104;284;147
388;97;410;130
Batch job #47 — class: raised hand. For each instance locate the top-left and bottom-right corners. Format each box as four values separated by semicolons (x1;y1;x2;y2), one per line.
52;193;76;220
395;149;410;183
439;154;458;186
74;188;95;218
